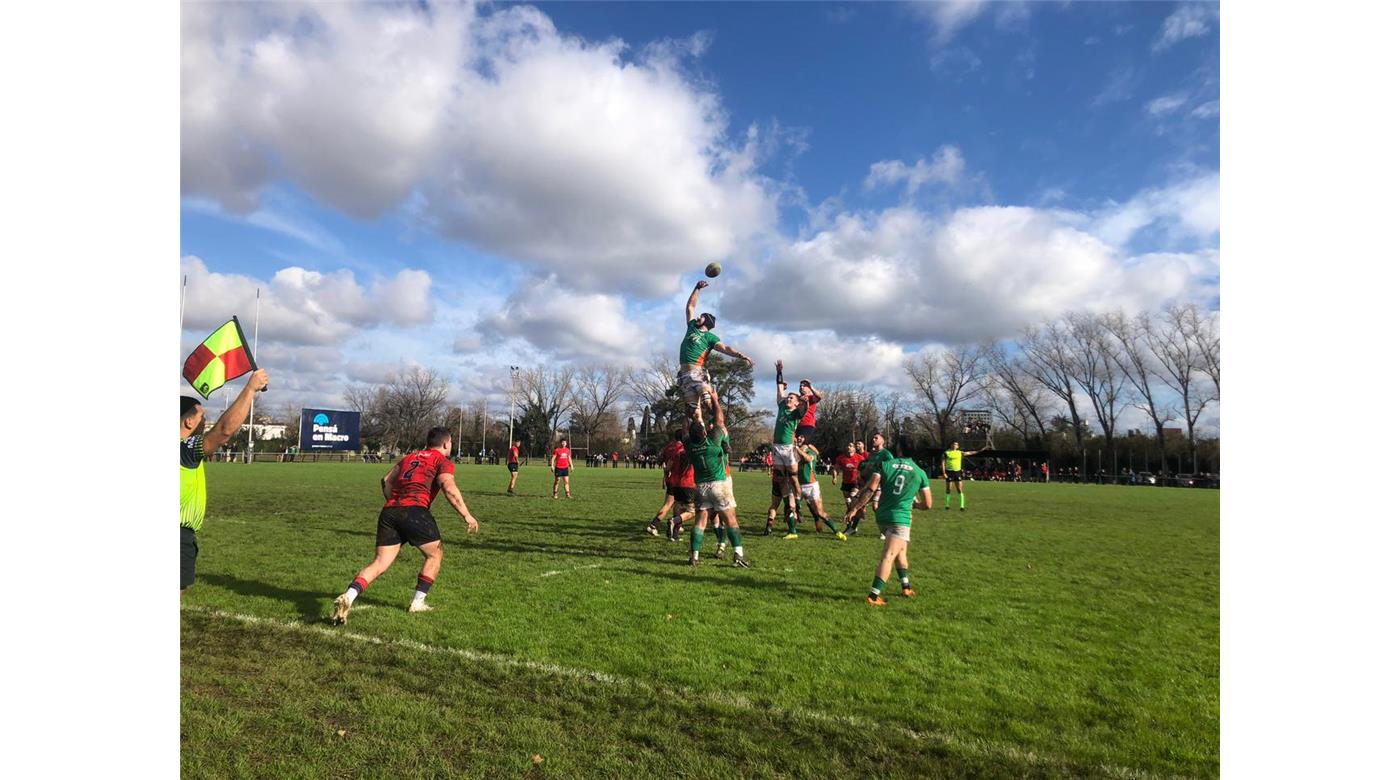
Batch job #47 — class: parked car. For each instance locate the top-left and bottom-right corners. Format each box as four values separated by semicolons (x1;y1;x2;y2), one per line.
1135;472;1157;485
1173;474;1195;488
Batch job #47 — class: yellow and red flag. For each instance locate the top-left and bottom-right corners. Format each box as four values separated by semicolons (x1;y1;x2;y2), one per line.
182;317;257;399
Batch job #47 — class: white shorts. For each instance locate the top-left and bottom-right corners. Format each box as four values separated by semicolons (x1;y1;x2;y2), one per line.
677;366;710;403
799;482;821;503
771;444;796;469
878;523;911;541
695;479;736;512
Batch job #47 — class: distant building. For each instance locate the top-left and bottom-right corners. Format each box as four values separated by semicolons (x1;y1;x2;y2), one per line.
237;423;287;441
1163;427;1185;440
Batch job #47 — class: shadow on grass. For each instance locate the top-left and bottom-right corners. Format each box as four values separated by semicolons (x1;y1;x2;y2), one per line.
199;573;334;623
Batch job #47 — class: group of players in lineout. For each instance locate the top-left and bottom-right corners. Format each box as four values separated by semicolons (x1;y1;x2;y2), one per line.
177;280;984;622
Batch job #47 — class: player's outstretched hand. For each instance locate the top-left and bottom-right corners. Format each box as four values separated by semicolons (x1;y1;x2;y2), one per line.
247;368;269;391
775;359;783;372
464;516;480;533
694;280;709;290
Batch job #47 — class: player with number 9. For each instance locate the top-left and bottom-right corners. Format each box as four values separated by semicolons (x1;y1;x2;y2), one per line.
843;441;932;605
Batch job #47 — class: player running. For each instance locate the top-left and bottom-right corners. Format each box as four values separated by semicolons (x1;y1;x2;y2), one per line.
833;442;868;535
679;280;753;423
647;431;683;536
684;401;749;567
551;438;574;499
844;443;933;606
941;440;989;511
506;439;521;495
772;360;809;539
331;427;481;623
795;433;846;539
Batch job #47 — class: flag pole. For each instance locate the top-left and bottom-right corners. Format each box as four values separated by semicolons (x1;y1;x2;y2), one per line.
246;288;261;463
180;274;188;331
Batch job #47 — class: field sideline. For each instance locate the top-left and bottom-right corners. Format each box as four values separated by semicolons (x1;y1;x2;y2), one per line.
181;462;1219;779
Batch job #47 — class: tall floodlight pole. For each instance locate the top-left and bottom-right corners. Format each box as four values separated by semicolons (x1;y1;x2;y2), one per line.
457;404;463;459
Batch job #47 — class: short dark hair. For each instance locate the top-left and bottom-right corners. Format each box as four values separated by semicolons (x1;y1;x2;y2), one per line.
181;396;202;420
688;421;706;444
425;426;452;448
698;312;716;329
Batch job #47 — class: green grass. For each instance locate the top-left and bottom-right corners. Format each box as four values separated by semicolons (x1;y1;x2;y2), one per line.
181;462;1219;779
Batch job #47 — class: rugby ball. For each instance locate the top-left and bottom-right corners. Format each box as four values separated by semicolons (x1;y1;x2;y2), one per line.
704;262;722;278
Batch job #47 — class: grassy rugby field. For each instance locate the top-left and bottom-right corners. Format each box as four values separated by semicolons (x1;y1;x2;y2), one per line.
180;461;1219;779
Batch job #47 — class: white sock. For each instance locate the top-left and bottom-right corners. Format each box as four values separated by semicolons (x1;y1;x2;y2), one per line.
343;588;359;604
412;591;427;605
734;546;744;557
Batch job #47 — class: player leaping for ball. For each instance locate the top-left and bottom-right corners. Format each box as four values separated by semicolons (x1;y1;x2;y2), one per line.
679;280;753;423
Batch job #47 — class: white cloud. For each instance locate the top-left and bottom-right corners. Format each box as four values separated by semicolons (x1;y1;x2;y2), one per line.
1191;100;1220;119
180;256;434;346
730;327;909;387
910;1;989;45
1153;4;1216;52
182;2;778;298
864;146;966;196
723;170;1219;346
1090;172;1220;248
1145;93;1189;116
475;275;652;362
1092;68;1137;107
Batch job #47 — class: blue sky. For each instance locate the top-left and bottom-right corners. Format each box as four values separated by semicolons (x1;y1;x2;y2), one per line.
180;1;1219;421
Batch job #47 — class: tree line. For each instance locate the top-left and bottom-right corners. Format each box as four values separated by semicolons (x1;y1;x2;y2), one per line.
324;302;1218;473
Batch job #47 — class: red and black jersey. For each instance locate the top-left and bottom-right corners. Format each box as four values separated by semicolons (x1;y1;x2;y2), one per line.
552;447;572;469
665;442;695;488
384;449;455;508
835;454;862;487
508;445;519;464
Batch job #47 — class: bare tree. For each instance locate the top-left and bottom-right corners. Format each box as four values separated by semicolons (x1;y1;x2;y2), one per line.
1103;310;1179;471
1018;319;1090;455
981;341;1054;446
904;345;985;448
519;365;577;444
1187;305;1220;395
1145;305;1216;473
570;365;629;451
380;367;450;453
1065;312;1132;472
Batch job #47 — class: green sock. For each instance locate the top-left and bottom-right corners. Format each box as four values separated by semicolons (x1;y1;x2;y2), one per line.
713;524;726;544
944;492;951;508
786;513;797;534
849;514;862;531
869;577;885;597
959;493;966;509
897;567;910;587
727;527;743;549
690;526;704;554
822;516;839;533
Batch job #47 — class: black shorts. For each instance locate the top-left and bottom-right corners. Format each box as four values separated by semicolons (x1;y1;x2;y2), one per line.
376;506;442;548
554;467;570;478
946;470;963;482
180;526;198;589
795;424;816;440
508;462;519;472
841;483;859;495
668;484;695;505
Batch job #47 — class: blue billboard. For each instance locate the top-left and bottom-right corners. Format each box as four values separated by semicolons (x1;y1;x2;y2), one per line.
300;409;361;451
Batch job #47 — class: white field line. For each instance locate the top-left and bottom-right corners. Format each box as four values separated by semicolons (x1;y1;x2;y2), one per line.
184;606;1189;780
539;563;603;578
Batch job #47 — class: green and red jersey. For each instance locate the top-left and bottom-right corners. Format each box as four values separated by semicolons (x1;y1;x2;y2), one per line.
679;321;722;366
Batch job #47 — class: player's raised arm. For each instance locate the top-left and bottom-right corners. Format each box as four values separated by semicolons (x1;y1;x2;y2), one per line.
436;472;479;532
775;359;786;403
686;280;708;323
203;368;269;451
712;342;753;366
